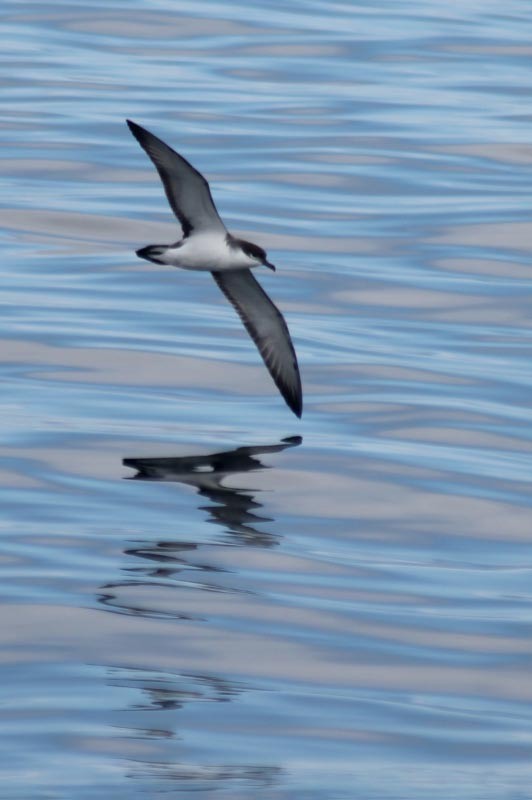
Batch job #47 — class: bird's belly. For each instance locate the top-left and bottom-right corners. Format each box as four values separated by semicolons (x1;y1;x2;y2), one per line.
163;239;256;271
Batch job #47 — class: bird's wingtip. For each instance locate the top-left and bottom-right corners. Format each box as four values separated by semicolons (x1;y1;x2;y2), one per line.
289;396;303;418
126;119;143;137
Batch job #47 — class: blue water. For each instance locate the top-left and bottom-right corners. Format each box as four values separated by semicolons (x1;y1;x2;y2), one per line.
2;1;532;798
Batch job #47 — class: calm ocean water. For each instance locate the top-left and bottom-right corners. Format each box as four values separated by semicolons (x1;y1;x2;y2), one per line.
2;1;532;798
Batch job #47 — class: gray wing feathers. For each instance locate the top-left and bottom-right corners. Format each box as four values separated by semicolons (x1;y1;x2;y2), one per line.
212;270;302;417
127;120;226;236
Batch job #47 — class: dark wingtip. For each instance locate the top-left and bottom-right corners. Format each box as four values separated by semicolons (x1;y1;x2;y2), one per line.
126;119;148;142
288;394;303;418
282;435;302;445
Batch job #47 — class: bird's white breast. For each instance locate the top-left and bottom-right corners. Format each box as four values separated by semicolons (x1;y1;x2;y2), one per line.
161;233;257;272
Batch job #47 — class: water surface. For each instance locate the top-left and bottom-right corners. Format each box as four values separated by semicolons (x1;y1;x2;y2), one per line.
2;1;532;798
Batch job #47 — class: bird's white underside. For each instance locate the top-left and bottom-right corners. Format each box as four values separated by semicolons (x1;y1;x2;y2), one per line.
159;232;260;271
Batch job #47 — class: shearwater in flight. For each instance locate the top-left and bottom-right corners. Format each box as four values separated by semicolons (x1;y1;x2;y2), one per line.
126;120;303;417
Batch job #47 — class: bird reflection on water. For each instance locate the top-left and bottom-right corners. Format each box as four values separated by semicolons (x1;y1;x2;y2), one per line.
94;438;302;789
98;437;301;616
123;435;301;546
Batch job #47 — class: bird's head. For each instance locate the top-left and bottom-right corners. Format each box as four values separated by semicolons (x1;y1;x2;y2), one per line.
237;239;276;271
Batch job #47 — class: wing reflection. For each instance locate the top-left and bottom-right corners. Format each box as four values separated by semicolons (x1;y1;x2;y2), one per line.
100;436;302;617
123;435;301;546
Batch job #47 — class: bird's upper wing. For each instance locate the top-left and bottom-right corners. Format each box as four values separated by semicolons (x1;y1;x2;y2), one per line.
212;269;302;417
127;119;226;237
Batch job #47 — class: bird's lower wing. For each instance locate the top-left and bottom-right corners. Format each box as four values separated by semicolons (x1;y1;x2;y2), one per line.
212;270;302;417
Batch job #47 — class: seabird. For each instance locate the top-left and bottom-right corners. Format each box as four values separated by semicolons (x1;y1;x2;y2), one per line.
126;119;303;417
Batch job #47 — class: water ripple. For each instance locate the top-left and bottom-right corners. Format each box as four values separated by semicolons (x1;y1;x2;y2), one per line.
2;1;532;798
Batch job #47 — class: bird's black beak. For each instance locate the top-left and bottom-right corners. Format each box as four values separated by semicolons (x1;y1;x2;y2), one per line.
264;260;276;271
